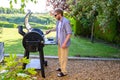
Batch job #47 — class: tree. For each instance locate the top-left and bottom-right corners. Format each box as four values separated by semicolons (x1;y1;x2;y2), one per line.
9;0;37;12
67;0;120;38
46;0;71;15
90;9;98;43
46;0;69;10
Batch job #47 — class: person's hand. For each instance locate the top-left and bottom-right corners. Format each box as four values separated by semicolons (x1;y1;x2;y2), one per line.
62;43;67;48
45;30;51;35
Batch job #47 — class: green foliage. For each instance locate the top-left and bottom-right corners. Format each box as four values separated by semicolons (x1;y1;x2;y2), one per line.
68;0;120;28
94;18;117;42
0;7;23;14
0;21;18;28
67;0;120;44
74;20;82;35
67;0;98;37
0;14;55;29
113;34;120;46
9;0;37;12
0;54;37;80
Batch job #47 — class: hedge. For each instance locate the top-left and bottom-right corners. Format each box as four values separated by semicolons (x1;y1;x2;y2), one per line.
0;21;18;28
94;18;118;42
72;18;120;45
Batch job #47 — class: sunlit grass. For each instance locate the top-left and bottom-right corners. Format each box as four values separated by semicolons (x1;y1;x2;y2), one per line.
0;28;24;54
0;28;120;58
70;36;120;58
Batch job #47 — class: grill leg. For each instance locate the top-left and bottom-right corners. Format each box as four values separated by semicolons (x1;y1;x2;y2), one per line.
23;50;29;69
39;48;45;78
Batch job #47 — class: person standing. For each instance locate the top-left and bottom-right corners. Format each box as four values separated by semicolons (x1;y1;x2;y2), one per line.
46;8;72;77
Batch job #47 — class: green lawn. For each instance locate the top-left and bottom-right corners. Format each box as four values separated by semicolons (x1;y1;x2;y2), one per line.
0;28;120;58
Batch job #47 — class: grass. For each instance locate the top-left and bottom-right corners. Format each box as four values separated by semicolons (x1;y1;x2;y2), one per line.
0;28;120;58
70;36;120;58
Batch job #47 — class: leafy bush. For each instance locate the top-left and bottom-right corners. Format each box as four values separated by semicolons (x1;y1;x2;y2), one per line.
67;0;120;44
0;54;37;80
94;18;118;42
71;19;91;37
74;20;82;36
113;35;120;46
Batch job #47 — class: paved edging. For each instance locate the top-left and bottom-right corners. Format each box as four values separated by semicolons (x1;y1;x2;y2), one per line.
4;54;120;61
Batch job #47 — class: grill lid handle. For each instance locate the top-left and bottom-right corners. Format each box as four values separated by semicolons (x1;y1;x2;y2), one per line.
18;26;26;36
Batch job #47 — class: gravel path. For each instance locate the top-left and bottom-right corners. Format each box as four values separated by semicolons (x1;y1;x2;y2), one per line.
35;58;120;80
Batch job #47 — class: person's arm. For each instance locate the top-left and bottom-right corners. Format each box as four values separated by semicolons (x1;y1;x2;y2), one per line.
45;27;56;34
62;34;72;48
62;20;72;48
50;28;56;32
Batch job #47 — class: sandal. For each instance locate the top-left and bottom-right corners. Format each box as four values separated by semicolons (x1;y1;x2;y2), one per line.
56;68;61;71
57;72;66;77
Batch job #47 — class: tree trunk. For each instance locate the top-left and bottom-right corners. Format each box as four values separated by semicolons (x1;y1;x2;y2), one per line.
91;22;94;43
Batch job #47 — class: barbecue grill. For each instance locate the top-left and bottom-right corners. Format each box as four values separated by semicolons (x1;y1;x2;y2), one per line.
18;11;47;78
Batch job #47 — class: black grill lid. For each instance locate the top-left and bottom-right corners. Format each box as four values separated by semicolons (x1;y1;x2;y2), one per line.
31;28;44;37
22;32;44;50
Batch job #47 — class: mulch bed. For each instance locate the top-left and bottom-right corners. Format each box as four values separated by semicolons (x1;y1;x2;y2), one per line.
35;58;120;80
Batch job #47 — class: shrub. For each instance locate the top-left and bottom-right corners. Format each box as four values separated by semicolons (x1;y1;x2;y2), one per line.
94;18;117;42
0;54;37;80
73;20;81;36
113;34;120;46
